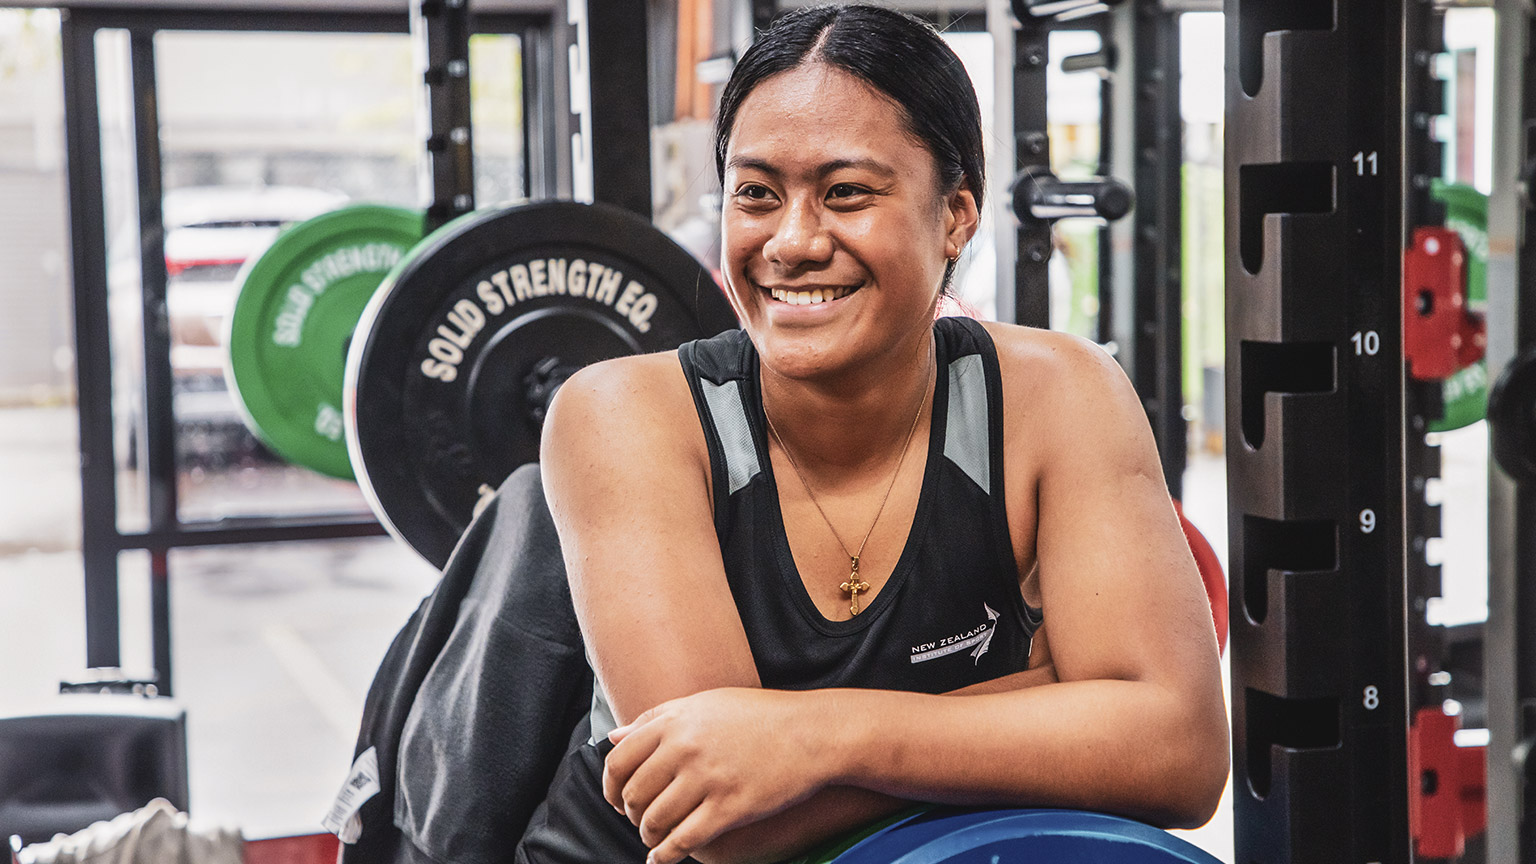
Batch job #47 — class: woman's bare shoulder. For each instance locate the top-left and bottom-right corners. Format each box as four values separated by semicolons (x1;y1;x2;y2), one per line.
547;349;698;430
977;321;1138;421
540;350;710;492
556;349;691;399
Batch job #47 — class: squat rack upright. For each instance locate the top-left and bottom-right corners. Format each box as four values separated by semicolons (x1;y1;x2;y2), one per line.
44;0;655;695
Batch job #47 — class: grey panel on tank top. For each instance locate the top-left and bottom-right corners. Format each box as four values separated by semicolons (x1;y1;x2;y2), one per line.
588;676;618;744
701;379;761;494
944;353;990;494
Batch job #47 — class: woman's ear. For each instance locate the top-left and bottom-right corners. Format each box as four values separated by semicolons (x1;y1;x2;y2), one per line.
943;184;981;257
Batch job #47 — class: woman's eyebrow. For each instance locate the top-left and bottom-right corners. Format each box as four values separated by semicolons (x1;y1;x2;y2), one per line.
725;156;780;176
814;158;898;179
724;156;899;179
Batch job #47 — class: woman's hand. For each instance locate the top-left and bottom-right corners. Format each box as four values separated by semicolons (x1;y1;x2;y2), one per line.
603;688;837;864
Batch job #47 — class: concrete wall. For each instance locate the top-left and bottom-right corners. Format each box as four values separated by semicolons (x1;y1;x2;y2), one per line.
0;166;72;404
0;10;73;405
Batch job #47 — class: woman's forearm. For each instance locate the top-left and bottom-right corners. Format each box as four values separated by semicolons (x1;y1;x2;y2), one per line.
944;663;1057;696
704;670;1228;864
690;666;1062;864
823;679;1228;829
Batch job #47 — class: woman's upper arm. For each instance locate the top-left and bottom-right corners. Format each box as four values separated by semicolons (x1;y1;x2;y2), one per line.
1002;330;1222;696
539;354;761;725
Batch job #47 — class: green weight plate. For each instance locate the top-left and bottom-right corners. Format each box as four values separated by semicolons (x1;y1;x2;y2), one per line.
1434;181;1488;305
1429;182;1488;432
1437;362;1489;431
227;204;425;478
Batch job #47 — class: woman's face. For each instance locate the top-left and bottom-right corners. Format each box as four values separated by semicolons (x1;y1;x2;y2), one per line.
720;63;977;381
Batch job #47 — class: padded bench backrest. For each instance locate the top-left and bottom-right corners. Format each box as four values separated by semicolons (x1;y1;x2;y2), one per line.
0;697;188;846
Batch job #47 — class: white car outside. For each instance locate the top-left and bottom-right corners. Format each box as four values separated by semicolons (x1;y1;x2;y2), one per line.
111;185;349;468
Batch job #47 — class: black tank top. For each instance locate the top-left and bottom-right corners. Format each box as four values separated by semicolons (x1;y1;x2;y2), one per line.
680;315;1040;691
515;316;1040;864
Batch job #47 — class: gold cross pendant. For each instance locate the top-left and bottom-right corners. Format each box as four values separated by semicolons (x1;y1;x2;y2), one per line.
839;556;872;616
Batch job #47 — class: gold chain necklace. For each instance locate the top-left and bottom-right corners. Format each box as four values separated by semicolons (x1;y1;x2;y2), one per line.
763;352;934;616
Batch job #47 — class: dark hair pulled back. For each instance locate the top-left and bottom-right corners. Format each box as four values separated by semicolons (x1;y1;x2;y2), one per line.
713;4;986;214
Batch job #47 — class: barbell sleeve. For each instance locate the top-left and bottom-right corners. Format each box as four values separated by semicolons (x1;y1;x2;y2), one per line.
1011;170;1135;223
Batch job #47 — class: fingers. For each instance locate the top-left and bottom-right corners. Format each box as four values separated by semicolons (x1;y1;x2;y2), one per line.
635;777;707;849
603;720;663;812
616;738;681;826
647;802;727;864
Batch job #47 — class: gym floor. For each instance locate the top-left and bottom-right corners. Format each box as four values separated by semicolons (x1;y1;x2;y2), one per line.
0;403;1492;859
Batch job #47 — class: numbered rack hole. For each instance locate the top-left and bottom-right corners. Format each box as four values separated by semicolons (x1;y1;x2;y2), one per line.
1238;0;1335;97
1239;163;1335;274
1245;689;1339;800
1241;515;1337;624
1239;340;1335;450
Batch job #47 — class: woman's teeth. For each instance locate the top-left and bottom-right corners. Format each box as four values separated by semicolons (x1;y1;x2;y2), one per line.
769;286;856;305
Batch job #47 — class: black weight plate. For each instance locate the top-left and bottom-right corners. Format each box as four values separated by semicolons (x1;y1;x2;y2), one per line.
345;200;737;568
1488;346;1536;485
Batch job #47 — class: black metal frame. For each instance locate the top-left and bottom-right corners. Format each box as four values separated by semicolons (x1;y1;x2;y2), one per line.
59;3;557;694
1224;0;1411;859
1126;0;1184;499
513;12;562;200
128;27;177;695
417;0;478;229
1401;0;1450;717
61;7;118;674
1010;2;1184;497
1092;11;1117;350
586;0;653;219
1011;13;1053;330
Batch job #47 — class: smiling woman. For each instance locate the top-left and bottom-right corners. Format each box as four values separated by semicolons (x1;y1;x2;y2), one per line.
518;6;1229;864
